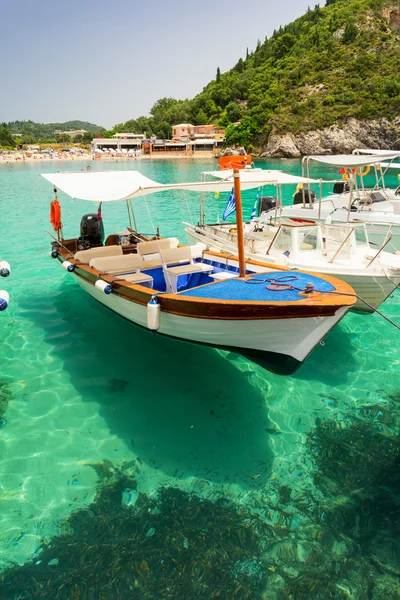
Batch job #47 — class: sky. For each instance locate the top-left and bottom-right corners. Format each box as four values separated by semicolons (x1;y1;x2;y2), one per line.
1;0;313;129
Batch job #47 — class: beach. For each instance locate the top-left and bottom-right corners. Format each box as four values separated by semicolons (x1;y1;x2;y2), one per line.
0;150;218;164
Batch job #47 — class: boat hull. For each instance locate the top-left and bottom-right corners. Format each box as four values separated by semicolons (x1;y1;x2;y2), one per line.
72;273;349;375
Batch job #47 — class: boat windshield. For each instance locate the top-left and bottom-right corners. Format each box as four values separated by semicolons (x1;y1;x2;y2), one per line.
297;227;319;251
321;225;352;260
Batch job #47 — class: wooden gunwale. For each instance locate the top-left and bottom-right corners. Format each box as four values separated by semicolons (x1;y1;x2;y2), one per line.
55;243;356;320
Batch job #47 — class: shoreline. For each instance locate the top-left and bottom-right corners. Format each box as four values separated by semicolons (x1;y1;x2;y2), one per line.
0;151;219;165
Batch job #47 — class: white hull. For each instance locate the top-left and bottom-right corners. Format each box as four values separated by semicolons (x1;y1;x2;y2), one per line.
73;274;349;369
186;227;400;313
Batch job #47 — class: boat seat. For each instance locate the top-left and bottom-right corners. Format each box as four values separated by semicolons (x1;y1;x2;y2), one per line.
137;237;179;257
136;239;206;270
90;254;154;288
74;245;122;264
89;253;143;274
161;246;213;293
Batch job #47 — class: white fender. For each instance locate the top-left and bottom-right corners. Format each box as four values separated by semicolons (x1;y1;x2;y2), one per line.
62;261;75;272
0;290;9;311
0;261;11;277
95;279;112;294
147;295;160;331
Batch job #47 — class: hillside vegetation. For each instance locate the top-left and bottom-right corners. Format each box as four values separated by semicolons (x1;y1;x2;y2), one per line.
112;0;400;148
2;120;105;146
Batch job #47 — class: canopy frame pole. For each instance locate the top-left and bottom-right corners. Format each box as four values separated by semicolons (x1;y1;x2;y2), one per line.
126;200;133;230
129;198;138;232
199;172;205;226
318;179;323;221
233;169;246;278
54;187;63;243
347;175;355;222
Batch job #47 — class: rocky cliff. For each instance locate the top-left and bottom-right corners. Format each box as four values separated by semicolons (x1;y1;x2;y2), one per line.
259;117;400;157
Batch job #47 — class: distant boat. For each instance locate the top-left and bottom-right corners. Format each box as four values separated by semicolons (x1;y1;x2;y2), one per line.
42;170;355;375
219;153;253;170
262;153;400;251
185;168;400;313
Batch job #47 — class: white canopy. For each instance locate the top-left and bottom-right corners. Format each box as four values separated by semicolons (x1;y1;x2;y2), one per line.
353;148;400;157
202;168;320;185
379;162;400;170
41;170;303;202
306;153;400;168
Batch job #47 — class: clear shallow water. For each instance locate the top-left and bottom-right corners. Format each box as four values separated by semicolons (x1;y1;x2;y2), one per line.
0;158;399;599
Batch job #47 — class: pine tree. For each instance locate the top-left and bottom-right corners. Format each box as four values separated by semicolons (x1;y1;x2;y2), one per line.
216;67;221;83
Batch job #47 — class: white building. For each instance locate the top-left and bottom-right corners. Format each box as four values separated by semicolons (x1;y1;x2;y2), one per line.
91;132;145;152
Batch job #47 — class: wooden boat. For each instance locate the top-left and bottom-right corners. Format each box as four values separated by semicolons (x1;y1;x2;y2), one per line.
42;170;356;375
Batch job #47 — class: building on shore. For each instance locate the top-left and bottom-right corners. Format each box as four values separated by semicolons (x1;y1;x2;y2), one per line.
90;126;225;156
172;123;225;142
91;133;145;152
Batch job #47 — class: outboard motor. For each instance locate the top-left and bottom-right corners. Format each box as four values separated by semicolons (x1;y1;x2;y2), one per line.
333;181;350;194
78;213;105;249
257;196;277;216
293;188;316;205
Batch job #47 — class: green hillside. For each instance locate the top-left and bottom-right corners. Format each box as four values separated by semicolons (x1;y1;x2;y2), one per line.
6;120;106;142
112;0;400;148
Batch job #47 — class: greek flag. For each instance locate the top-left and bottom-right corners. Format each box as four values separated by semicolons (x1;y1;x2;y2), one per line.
250;188;261;220
223;188;235;220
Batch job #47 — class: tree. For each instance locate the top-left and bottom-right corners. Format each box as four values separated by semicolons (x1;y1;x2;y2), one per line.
150;97;178;118
225;102;243;123
0;123;14;147
216;67;221;83
343;19;358;43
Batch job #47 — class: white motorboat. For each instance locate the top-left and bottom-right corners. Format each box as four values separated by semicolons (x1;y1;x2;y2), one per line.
259;153;400;251
41;170;355;375
185;169;400;314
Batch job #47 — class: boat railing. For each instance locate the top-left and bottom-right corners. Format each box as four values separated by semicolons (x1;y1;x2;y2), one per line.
365;225;393;268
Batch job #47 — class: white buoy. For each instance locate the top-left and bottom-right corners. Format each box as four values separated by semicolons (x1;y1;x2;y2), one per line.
95;279;112;294
0;261;11;277
147;295;160;331
0;290;9;311
62;260;75;272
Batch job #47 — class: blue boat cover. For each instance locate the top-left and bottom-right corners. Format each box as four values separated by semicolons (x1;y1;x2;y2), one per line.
178;271;336;302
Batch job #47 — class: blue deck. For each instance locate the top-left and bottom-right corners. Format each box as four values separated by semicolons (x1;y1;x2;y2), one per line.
178;271;335;302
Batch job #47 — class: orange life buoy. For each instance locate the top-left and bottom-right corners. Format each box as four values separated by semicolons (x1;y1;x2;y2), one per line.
356;165;370;177
50;199;62;231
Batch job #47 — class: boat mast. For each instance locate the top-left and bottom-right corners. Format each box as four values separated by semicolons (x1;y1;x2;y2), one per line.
233;169;246;277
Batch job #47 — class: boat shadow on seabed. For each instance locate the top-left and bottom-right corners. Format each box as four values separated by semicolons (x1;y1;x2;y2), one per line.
21;280;276;490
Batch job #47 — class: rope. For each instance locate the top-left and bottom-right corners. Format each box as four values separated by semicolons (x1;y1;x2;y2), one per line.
182;189;194;224
246;275;400;330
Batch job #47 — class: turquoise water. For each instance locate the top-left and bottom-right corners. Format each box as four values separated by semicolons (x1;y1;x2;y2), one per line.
0;158;399;598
